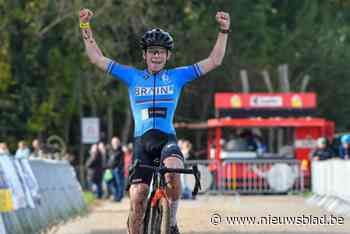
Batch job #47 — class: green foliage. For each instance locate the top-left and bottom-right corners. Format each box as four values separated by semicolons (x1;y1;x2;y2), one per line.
1;0;350;149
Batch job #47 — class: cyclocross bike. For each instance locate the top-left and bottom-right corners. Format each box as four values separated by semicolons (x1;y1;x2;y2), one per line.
127;158;201;234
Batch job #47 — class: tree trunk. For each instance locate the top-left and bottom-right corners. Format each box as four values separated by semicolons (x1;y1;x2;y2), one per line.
262;70;274;92
63;117;71;145
121;106;132;144
107;103;114;142
240;70;250;93
78;75;86;187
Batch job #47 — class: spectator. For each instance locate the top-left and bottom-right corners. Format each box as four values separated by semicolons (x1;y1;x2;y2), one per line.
311;137;334;161
97;141;110;197
15;141;31;159
339;134;350;160
239;129;258;152
177;139;185;151
255;136;267;156
63;152;75;163
181;140;196;161
225;134;247;152
124;142;133;180
85;143;105;199
107;136;125;202
0;142;9;155
30;139;43;158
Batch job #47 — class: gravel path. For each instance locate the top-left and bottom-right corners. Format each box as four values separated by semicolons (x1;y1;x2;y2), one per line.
52;195;350;234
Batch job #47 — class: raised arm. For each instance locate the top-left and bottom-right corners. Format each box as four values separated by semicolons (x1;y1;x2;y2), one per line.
197;11;230;75
79;8;110;72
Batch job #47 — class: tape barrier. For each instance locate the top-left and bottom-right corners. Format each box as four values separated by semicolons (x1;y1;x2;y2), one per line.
0;155;86;234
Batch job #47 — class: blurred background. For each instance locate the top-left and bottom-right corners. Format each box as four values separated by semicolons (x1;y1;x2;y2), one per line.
2;1;350;233
1;0;350;180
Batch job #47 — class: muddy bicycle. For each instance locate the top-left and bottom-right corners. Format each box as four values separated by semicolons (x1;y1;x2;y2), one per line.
127;159;201;234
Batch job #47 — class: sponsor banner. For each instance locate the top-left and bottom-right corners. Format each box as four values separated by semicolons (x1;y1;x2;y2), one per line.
19;159;40;204
0;214;6;234
0;157;26;210
135;85;175;96
141;107;168;120
81;117;100;144
0;161;13;213
14;160;35;208
215;93;316;109
250;95;283;108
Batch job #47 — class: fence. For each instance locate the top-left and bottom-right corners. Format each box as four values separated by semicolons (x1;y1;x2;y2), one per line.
0;155;86;234
183;158;306;194
307;159;350;216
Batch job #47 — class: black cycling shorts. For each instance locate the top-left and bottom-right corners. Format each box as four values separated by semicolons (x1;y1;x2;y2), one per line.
130;129;184;185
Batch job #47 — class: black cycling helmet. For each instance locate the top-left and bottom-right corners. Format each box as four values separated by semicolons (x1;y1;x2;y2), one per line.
140;28;174;51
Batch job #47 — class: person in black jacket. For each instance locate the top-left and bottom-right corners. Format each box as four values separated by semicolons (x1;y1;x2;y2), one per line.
108;137;125;202
311;137;334;161
86;143;105;199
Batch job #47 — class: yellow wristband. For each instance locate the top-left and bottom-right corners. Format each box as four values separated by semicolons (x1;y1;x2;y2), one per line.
80;22;90;29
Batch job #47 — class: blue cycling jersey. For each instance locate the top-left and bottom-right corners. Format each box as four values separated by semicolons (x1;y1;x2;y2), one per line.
107;61;203;137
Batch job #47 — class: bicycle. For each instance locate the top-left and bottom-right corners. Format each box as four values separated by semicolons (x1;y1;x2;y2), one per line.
126;158;201;234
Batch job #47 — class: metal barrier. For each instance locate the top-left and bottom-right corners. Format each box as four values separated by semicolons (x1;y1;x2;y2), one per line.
0;155;86;234
183;159;306;194
308;159;350;216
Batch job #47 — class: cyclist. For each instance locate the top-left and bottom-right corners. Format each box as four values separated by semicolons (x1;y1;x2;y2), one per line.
79;8;230;234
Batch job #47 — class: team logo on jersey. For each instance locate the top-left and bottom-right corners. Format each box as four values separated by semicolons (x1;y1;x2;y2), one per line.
161;74;171;84
143;74;151;80
135;85;175;96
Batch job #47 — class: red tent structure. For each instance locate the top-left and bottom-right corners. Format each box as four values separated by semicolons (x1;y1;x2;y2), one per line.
176;93;335;192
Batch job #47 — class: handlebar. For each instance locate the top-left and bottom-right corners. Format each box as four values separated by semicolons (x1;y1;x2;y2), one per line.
126;159;202;196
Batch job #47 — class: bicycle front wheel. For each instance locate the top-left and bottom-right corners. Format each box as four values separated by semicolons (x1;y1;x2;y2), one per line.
145;197;170;234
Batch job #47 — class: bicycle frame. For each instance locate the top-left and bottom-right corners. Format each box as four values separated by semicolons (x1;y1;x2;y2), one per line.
126;159;201;234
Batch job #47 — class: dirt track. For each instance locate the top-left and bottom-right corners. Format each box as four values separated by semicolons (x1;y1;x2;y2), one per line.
52;195;350;234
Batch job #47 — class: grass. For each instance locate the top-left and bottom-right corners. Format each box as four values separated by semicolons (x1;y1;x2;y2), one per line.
302;190;314;198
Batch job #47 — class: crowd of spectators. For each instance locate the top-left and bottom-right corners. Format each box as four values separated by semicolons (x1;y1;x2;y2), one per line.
85;137;133;201
0;138;62;159
311;134;350;161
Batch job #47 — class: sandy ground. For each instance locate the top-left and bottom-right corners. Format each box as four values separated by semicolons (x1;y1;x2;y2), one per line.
51;195;350;234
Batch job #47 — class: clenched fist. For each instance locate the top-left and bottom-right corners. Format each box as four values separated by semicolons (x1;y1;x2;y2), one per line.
216;11;230;30
79;8;93;23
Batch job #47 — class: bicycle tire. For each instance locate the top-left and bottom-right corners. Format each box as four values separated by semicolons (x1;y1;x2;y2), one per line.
145;197;170;234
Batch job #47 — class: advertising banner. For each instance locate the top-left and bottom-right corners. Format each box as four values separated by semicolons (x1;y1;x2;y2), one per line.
19;159;41;203
81;117;100;144
14;160;35;208
0;157;26;210
215;93;317;109
0;160;13;213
